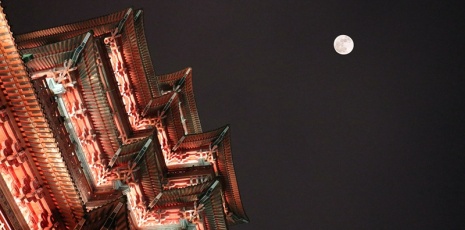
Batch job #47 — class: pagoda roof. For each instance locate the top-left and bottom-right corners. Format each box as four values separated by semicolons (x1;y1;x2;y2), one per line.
74;33;121;157
111;133;166;203
26;50;74;72
160;125;249;225
117;136;153;159
16;8;155;115
21;33;85;72
81;197;129;230
85;190;124;211
137;135;166;203
1;5;249;229
0;9;84;227
156;68;202;134
166;165;214;179
155;181;214;208
25;31;123;159
14;9;127;49
117;9;153;112
133;9;157;100
202;182;228;230
143;91;174;116
129;128;156;142
214;128;249;225
178;126;228;150
20;32;84;58
144;92;184;142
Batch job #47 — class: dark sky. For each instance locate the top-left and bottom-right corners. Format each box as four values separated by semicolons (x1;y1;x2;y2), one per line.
3;1;465;229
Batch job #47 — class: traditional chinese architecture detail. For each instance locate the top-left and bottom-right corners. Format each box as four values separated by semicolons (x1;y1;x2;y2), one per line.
0;3;248;230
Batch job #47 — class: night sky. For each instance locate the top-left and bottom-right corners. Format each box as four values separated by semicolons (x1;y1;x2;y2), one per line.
3;1;465;229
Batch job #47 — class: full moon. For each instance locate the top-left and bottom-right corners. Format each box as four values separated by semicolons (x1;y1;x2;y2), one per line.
334;35;354;55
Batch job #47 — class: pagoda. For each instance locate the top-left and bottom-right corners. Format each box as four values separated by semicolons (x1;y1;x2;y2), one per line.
0;4;248;230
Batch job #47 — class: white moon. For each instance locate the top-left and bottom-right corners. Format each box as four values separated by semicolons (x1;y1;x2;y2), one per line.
334;35;354;55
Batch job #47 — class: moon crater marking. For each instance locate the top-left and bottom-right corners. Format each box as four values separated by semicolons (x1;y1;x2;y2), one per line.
334;35;354;55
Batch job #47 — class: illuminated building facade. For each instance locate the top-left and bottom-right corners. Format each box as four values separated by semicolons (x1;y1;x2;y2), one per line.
0;4;248;230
